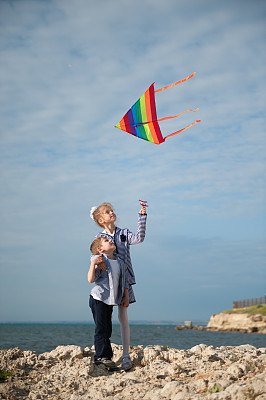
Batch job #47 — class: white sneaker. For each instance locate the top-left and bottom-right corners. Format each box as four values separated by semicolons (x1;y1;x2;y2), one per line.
122;355;132;371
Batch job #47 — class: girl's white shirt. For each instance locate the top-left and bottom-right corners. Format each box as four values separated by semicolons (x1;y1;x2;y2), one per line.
103;229;114;237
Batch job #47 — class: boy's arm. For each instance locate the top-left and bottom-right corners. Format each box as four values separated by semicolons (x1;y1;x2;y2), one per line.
127;211;147;245
90;254;107;271
88;256;104;283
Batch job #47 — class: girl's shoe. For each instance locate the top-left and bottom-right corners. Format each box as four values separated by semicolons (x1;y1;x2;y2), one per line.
121;355;132;371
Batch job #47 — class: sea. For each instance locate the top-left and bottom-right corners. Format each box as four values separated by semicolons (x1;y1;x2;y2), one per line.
1;322;265;355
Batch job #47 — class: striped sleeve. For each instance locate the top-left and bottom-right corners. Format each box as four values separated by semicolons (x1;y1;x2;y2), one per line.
127;213;147;245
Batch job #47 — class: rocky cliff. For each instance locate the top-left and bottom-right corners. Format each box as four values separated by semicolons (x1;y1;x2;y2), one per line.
1;343;265;399
207;312;266;334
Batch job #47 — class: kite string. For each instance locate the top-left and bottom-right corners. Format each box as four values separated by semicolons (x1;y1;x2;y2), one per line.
154;72;196;93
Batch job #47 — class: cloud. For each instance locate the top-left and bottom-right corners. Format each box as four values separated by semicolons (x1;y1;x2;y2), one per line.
0;0;265;322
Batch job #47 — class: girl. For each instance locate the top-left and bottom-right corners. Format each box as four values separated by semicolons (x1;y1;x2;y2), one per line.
90;202;147;370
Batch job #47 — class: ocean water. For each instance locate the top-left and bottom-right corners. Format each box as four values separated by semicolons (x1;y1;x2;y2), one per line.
0;323;265;355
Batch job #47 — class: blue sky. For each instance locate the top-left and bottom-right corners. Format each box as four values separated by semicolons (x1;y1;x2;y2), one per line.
0;0;265;323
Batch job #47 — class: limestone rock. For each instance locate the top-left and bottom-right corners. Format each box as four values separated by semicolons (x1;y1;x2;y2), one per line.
207;312;266;333
39;345;84;362
0;344;265;400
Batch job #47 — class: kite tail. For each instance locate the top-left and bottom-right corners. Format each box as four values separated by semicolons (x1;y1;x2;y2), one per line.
156;108;199;123
154;72;196;93
163;120;201;141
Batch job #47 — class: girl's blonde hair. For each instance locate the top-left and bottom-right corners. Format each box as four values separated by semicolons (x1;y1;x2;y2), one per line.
91;202;114;228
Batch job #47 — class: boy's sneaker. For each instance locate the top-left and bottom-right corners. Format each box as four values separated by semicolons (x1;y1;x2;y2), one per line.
94;358;119;371
121;355;132;371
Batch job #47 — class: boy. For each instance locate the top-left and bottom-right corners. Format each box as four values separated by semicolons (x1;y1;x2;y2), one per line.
88;236;128;370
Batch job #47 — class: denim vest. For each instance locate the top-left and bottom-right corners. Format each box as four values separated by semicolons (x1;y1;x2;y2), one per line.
90;254;126;306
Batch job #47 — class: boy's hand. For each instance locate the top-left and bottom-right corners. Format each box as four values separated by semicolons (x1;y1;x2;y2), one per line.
94;256;107;270
120;289;129;307
139;206;146;214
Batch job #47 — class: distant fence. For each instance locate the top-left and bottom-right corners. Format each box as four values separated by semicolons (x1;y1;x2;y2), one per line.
233;296;266;309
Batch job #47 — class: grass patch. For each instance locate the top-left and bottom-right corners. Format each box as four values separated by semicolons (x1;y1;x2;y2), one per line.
225;304;266;316
208;383;224;393
0;369;14;381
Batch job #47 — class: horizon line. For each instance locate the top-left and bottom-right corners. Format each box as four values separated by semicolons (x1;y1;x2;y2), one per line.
0;319;209;325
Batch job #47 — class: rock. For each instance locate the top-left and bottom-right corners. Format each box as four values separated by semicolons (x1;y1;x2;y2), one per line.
160;380;183;395
188;378;208;393
39;344;84;361
226;364;245;379
0;347;38;372
207;379;231;391
0;344;265;400
207;312;266;333
190;344;209;353
252;370;266;397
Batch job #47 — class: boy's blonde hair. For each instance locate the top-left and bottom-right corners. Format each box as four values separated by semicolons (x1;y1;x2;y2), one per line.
91;202;114;228
90;237;104;255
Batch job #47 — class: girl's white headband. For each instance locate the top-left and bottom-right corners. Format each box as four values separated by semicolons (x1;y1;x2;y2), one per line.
90;206;97;220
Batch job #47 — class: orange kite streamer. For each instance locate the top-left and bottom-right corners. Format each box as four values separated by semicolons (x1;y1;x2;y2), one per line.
115;72;201;145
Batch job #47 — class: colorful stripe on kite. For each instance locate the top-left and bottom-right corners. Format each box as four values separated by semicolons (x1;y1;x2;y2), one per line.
115;83;164;145
115;73;201;145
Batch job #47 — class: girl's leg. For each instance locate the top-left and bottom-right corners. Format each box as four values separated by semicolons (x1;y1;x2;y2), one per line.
118;305;130;357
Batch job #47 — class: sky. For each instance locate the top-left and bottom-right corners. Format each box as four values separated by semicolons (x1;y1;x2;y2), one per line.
0;0;265;324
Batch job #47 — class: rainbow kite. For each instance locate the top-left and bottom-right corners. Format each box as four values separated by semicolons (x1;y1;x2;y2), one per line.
115;72;201;145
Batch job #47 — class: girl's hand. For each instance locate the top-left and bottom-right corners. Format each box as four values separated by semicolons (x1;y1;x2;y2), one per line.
139;206;146;214
139;200;148;214
120;289;129;307
120;298;129;307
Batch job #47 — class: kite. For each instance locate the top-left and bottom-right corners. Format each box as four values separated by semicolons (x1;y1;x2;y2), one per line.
115;72;201;145
139;199;148;207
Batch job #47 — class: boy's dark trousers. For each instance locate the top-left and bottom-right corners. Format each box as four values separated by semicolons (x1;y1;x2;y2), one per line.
89;295;113;361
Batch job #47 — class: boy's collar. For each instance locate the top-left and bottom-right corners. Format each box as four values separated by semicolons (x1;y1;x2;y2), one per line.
100;253;116;261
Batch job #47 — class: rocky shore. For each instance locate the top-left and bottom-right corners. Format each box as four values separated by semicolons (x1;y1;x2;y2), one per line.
1;343;265;399
207;312;266;334
176;312;266;334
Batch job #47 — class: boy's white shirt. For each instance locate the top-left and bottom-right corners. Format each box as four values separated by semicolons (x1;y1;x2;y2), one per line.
101;229;119;302
107;258;120;304
90;254;122;305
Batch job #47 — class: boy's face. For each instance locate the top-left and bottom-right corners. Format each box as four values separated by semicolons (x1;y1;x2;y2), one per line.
98;237;116;254
99;207;116;226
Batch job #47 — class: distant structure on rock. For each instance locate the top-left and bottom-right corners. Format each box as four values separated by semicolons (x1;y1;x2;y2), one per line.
233;295;266;309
